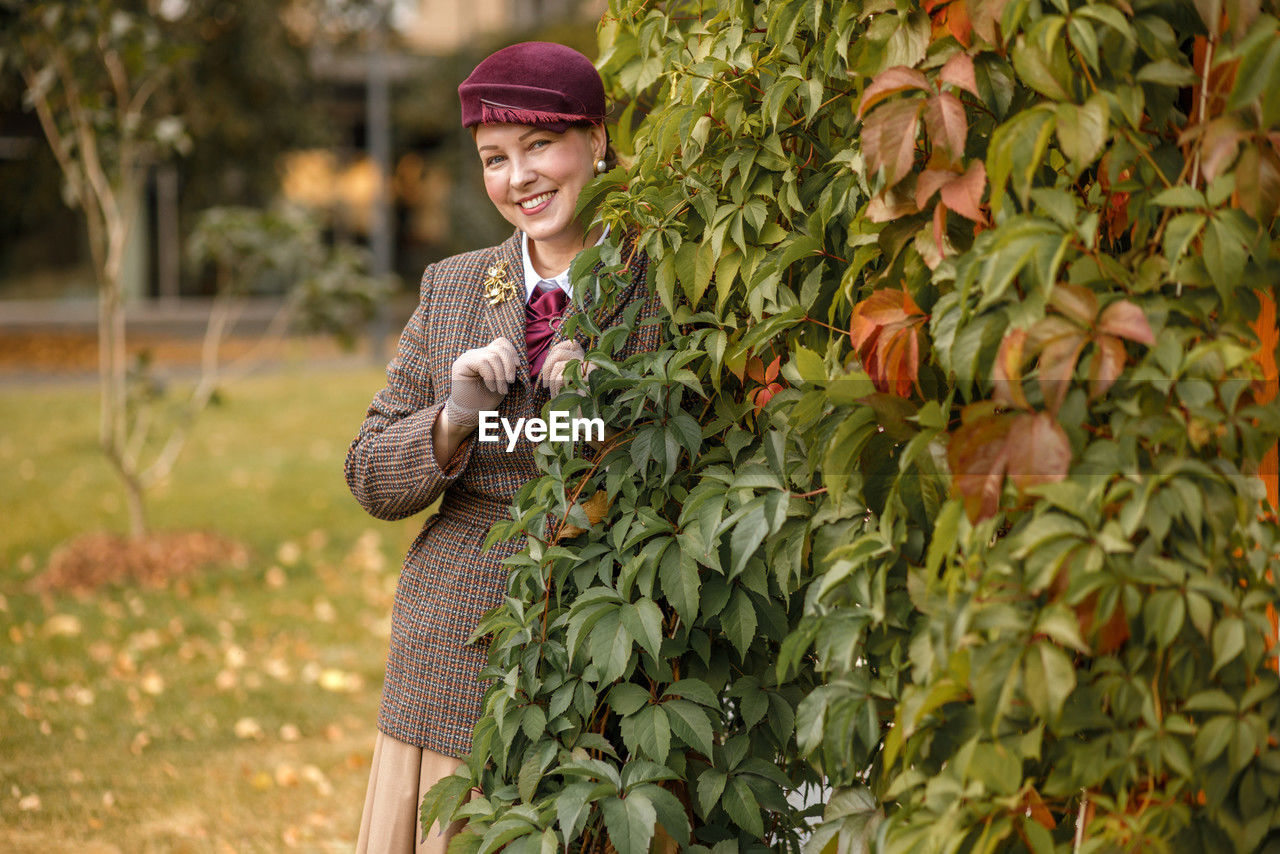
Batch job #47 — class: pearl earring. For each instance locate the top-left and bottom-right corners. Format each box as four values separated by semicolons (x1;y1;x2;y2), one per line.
595;159;608;174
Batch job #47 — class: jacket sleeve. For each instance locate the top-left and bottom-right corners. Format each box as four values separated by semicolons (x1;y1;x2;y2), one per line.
344;264;475;521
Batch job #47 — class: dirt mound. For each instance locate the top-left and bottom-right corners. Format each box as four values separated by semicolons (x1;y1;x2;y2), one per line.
33;531;250;592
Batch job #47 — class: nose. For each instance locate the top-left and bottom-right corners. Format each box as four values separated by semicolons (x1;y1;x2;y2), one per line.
509;154;537;190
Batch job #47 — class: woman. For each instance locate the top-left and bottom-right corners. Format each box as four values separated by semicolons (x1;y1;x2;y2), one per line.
345;42;659;852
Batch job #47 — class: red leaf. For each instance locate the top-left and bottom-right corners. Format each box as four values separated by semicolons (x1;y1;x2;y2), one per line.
915;168;956;209
1048;283;1098;326
1088;335;1127;399
971;0;1011;44
861;98;923;187
939;52;980;97
938;160;987;223
1022;788;1057;830
1200;117;1245;182
932;201;948;258
1097;300;1155;346
745;356;765;384
857;66;931;119
1077;593;1129;654
948;409;1016;522
1006;412;1072;493
993;328;1030;410
1037;332;1087;417
764;355;781;384
924;92;968;163
866;185;919;222
850;289;928;397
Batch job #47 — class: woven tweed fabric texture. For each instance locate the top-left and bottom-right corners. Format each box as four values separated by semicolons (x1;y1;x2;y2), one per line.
345;228;660;756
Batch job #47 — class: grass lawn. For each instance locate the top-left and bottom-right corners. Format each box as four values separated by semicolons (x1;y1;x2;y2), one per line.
0;365;432;852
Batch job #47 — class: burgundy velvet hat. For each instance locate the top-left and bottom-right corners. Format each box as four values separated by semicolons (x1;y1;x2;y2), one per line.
458;41;606;133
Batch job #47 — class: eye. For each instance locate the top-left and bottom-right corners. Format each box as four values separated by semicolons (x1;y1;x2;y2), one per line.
484;154;506;167
530;138;551;150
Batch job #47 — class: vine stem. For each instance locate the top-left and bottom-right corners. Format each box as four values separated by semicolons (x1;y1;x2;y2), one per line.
804;314;845;334
1073;789;1089;852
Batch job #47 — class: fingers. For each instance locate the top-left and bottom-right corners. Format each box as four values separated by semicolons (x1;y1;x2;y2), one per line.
539;341;586;394
488;337;518;385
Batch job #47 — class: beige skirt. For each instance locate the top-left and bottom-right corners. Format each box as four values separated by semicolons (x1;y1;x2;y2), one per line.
356;731;467;853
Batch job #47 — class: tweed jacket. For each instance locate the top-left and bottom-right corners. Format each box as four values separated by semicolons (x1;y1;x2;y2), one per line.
345;227;659;755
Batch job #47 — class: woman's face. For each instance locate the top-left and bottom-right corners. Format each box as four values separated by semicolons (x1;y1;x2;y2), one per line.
475;122;605;253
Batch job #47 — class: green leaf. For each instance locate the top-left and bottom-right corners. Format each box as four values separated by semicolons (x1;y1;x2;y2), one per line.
590;612;632;684
1054;95;1109;171
665;678;719;708
620;598;664;662
721;777;765;837
729;499;768;578
665;698;716;757
926;499;964;575
633;783;692;846
600;791;657;854
1023;642;1076;720
660;546;700;624
1211;618;1245;676
696;769;727;819
720;588;758;658
609;683;651;717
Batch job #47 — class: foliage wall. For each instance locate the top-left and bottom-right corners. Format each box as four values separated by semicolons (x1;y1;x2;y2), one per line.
431;0;1280;851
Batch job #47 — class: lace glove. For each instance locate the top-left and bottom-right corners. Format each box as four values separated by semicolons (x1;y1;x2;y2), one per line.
444;337;518;428
538;340;592;397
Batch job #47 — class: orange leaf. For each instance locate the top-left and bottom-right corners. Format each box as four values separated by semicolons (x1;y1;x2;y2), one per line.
948;409;1016;522
1037;333;1086;417
938;160;987;223
993;328;1030;410
1049;283;1098;326
1097;300;1155;346
850;289;928;397
862;98;924;187
1022;787;1057;830
857;66;931;119
939;52;980;97
1088;335;1127;399
970;0;1012;44
1006;412;1072;493
764;355;781;384
932;201;948;258
924;92;968;163
915;168;956;209
745;356;765;384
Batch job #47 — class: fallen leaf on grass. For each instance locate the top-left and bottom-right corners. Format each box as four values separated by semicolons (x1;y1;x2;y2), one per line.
275;764;300;787
279;723;301;742
300;765;333;797
140;672;165;695
19;793;41;810
265;566;287;589
318;669;363;693
234;717;264;740
43;614;82;637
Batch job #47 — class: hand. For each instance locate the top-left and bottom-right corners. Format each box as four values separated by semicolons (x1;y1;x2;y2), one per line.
446;337;518;427
539;340;591;396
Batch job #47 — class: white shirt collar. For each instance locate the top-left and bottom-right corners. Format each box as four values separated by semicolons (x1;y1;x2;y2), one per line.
520;227;610;301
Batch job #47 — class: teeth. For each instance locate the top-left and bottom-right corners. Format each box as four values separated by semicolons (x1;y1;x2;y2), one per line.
519;192;554;209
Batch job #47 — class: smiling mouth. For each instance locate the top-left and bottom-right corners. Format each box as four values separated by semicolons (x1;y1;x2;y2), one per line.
519;191;555;210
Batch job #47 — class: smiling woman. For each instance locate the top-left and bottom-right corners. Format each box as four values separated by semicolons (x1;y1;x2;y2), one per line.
343;41;660;853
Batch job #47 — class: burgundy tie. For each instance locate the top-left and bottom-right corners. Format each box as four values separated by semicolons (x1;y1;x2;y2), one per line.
526;280;569;376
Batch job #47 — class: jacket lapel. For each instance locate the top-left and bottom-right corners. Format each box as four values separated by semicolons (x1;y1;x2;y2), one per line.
481;232;531;386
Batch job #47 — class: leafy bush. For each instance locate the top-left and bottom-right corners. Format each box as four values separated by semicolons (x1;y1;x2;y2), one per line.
430;0;1280;851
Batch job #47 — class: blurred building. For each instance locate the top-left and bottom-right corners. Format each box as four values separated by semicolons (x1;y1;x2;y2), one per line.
0;0;606;307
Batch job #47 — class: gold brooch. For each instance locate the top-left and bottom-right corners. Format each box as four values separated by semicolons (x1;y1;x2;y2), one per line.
482;261;517;305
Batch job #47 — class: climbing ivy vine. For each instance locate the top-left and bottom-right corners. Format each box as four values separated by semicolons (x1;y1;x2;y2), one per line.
429;0;1280;851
